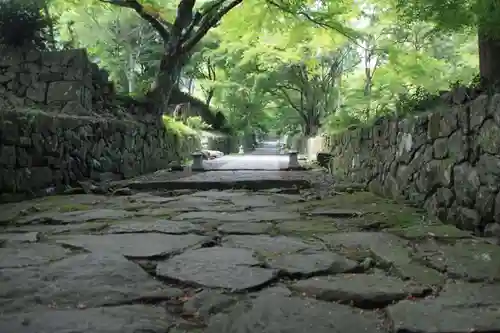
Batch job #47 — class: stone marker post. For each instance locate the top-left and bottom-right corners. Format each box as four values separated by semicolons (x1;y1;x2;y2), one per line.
191;152;204;171
288;150;300;169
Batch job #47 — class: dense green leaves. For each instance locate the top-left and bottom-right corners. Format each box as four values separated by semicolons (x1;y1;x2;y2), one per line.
30;0;483;135
0;0;55;49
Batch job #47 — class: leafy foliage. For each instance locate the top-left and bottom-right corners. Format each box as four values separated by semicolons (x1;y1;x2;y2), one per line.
38;0;487;137
161;115;197;136
185;116;212;131
0;0;54;49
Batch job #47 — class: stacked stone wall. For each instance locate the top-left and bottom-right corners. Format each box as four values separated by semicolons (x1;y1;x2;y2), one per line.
0;48;97;114
0;48;199;200
327;93;500;235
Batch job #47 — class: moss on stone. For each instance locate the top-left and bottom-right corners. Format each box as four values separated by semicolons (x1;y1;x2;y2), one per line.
285;191;438;230
56;203;93;213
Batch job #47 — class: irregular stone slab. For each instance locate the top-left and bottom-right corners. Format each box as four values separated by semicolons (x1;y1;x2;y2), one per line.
438;282;500;305
276;219;340;235
387;299;500;333
137;204;244;215
183;290;236;320
0;253;174;313
267;252;358;276
0;194;105;224
17;209;131;225
56;233;206;258
0;232;39;243
128;193;180;204
320;232;410;263
0;304;171;333
218;222;272;234
191;190;248;198
106;220;205;234
320;232;444;286
162;195;233;210
206;294;385;333
190;190;286;208
290;274;430;308
156;247;277;291
389;262;445;287
0;243;69;268
308;208;362;218
173;211;300;223
414;239;500;281
231;197;278;208
4;221;110;235
222;235;318;255
388;224;472;240
141;171;312;191
255;286;293;297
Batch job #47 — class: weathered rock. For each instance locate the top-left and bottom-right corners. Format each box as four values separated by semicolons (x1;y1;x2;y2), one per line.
275;219;340;235
55;233;206;258
320;232;410;264
414;239;500;281
217;222;272;234
182;290;236;320
222;235;318;255
388;224;471;240
128;193;180;204
190;190;248;199
17;209;131;225
253;285;293;297
0;232;39;243
388;299;500;333
159;195;235;212
5;221;109;235
0;305;172;333
0;243;69;268
172;211;300;223
290;274;430;308
319;232;444;285
387;283;500;333
156;247;278;291
205;294;386;333
0;253;176;313
308;208;362;217
106;219;205;234
266;252;358;276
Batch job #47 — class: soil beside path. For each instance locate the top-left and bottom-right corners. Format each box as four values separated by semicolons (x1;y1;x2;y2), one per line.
1;169;500;333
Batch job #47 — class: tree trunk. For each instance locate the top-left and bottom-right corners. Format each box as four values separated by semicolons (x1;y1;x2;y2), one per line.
126;51;136;94
478;27;500;84
205;88;214;106
153;53;182;115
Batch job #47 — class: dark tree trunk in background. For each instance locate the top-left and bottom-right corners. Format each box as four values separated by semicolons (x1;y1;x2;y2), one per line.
478;27;500;85
205;88;214;106
105;0;243;116
153;49;183;115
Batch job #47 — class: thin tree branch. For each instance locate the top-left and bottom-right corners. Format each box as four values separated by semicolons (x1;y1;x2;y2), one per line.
182;0;243;53
101;0;171;43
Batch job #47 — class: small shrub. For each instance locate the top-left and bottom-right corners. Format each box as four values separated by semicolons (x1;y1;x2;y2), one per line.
395;87;439;116
0;0;53;49
162;115;197;136
185;116;212;131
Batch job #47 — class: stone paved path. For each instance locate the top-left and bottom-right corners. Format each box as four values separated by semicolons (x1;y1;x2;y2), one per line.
1;173;500;332
204;155;289;170
204;140;287;170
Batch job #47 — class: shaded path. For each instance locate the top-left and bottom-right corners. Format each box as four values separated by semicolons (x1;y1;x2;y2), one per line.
203;155;290;170
203;140;288;170
1;170;500;332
